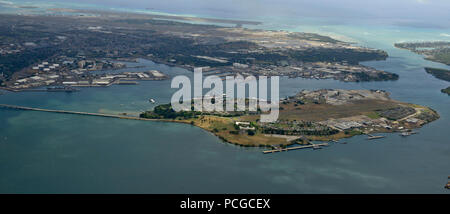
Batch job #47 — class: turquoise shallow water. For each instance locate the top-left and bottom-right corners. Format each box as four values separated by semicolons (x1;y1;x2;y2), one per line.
0;1;450;193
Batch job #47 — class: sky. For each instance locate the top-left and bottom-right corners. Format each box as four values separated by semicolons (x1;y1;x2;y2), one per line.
7;0;450;28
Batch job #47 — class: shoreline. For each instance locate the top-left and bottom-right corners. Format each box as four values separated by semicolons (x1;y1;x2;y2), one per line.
0;103;274;147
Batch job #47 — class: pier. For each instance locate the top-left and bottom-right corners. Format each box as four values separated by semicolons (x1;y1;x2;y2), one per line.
263;143;329;154
367;134;385;140
22;87;80;93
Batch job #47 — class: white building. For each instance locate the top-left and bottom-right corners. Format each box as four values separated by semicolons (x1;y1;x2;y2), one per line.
62;82;77;85
233;63;249;69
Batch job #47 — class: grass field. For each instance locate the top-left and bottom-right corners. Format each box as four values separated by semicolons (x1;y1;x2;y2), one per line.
241;99;401;122
183;116;290;147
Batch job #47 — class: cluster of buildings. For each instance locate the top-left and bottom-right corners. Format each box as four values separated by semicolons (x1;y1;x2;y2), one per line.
32;62;60;72
260;120;333;134
73;59;125;73
293;89;389;105
13;74;60;89
257;62;386;82
9;70;166;91
323;113;427;134
6;52;167;91
60;71;167;87
328;120;364;131
205;61;388;83
0;44;23;55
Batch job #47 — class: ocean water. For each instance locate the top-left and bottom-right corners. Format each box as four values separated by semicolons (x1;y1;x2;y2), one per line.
0;1;449;193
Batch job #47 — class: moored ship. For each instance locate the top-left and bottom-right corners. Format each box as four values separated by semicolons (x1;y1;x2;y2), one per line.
46;86;79;93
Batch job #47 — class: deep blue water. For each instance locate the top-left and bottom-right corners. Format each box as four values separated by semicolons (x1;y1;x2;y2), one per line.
0;1;449;193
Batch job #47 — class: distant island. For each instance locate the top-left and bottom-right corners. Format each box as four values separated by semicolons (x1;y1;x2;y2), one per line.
140;89;439;147
442;87;450;95
424;67;450;82
395;41;450;65
424;67;450;95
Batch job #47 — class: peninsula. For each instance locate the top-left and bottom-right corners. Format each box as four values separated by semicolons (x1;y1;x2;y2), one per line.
424;67;450;95
394;42;450;94
0;89;438;148
395;41;450;65
442;87;450;95
424;67;450;82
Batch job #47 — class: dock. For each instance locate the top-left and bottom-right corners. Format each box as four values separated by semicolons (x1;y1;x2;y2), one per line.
22;87;80;93
263;143;329;154
115;80;139;85
0;86;79;93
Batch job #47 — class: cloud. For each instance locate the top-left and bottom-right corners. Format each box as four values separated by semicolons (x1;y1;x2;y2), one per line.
0;0;14;5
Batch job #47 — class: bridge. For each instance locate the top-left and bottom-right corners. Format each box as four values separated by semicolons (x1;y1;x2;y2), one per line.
0;104;158;122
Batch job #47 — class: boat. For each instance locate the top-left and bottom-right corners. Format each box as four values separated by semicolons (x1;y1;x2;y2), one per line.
46;86;79;93
149;98;156;103
400;132;411;137
400;131;418;137
312;145;322;150
116;80;138;85
445;176;450;189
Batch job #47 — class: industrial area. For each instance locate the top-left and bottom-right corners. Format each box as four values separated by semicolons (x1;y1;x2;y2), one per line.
1;56;168;92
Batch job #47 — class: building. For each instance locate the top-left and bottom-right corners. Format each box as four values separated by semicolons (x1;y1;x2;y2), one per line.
233;63;249;69
406;118;419;124
235;121;251;126
62;82;77;85
92;80;110;85
334;121;363;130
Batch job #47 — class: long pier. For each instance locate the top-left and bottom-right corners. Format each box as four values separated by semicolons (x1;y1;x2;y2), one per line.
0;104;159;122
367;134;385;140
263;143;329;154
